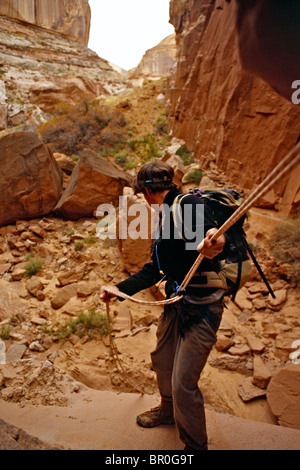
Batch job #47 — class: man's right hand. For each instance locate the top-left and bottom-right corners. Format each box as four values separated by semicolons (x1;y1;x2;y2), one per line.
99;285;119;302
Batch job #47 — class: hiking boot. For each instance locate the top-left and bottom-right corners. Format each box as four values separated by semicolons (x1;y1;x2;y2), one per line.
136;399;174;428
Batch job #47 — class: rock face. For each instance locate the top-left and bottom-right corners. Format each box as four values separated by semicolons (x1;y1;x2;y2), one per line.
235;0;300;101
0;0;91;45
54;149;131;219
167;0;300;213
130;34;177;78
0;417;56;450
0;13;127;132
0;131;62;227
267;363;300;429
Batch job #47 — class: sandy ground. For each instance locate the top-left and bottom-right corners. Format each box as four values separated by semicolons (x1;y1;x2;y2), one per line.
1;387;299;452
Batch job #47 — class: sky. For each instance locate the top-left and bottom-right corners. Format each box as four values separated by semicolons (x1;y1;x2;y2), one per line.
88;0;174;71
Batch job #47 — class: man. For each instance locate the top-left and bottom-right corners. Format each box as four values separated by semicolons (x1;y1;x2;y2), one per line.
100;161;229;451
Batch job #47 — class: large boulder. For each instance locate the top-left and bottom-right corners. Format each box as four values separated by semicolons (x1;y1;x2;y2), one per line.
54;149;131;220
0;131;62;227
29;76;106;113
267;363;300;429
116;189;154;275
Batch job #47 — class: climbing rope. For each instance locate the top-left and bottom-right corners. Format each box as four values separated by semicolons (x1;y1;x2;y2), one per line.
105;301;145;394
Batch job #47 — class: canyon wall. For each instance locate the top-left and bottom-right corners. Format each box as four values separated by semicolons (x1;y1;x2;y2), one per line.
130;34;177;78
167;0;300;212
0;0;90;44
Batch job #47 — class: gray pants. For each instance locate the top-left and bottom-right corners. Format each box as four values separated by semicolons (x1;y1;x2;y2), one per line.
151;299;223;449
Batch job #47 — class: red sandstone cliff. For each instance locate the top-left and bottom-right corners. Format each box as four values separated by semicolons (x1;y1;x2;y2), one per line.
167;0;300;213
0;0;90;45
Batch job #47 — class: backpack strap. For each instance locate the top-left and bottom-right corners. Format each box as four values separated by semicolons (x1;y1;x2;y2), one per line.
172;193;190;240
245;241;276;298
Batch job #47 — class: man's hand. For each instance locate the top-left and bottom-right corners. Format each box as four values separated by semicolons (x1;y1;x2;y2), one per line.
197;228;226;259
99;285;119;302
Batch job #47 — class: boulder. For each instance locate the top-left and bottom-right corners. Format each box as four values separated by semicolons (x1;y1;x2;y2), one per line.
0;131;62;227
246;334;265;353
26;276;45;298
252;355;272;389
54;150;130;220
164;154;185;189
50;283;79;309
116;190;154;274
215;335;235;352
267;363;300;429
56;263;86;287
268;289;288;310
228;343;251;356
29;76;105;113
238;377;266;402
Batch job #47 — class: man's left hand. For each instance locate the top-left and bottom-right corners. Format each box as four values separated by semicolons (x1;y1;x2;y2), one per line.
197;228;226;259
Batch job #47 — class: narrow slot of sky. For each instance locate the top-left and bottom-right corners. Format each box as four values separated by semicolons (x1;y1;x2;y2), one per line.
88;0;174;71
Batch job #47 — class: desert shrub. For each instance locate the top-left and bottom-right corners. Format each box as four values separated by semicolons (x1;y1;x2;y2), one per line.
128;134;158;162
184;169;205;186
38;80;172;165
38;101;128;157
0;324;11;340
74;240;84;251
176;144;194;166
25;256;45;277
83;235;98;246
268;213;300;282
51;309;110;341
155;113;169;135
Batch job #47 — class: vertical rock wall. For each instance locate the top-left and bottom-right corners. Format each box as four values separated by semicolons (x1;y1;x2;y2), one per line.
167;0;300;209
0;0;91;44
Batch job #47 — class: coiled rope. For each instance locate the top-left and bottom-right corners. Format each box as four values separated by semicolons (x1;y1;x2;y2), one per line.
103;141;300;393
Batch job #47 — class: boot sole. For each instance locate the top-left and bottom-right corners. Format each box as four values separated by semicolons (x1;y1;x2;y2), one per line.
136;415;175;428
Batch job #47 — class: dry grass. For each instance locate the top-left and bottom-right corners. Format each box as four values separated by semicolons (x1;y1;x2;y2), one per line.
268;212;300;282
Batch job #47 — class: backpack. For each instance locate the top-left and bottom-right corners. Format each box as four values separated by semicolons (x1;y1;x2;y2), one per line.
172;188;274;300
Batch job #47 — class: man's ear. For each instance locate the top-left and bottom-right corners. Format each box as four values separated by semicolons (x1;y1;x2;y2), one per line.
144;187;152;197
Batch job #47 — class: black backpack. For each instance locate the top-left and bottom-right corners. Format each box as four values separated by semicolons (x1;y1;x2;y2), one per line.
172;188;275;300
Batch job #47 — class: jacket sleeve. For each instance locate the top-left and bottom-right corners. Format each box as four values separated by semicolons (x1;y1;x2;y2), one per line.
116;260;161;298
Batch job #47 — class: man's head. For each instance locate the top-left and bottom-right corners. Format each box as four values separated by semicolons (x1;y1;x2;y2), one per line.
133;161;176;196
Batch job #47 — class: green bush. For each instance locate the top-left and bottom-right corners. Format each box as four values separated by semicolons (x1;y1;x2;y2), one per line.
129;134;158;162
184;169;205;186
25;257;45;277
268;213;300;282
51;309;111;341
176;145;194;166
155;113;169;135
74;240;84;251
83;235;98;246
0;324;10;340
